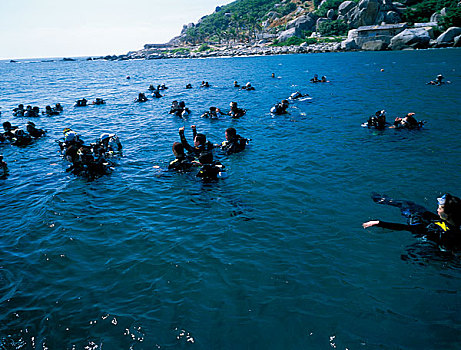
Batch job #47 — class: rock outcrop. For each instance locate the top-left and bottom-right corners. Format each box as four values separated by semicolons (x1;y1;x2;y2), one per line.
286;14;317;32
436;27;461;47
389;28;431;50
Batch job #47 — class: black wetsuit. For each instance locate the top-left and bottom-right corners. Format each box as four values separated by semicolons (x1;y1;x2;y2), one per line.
221;135;247;155
371;193;461;251
179;129;214;159
168;156;194;172
196;162;222;180
228;107;246;119
27;126;45;138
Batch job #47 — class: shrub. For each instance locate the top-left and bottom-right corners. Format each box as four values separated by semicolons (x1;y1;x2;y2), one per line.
197;44;211;52
439;7;461;29
402;0;458;24
270;37;318;46
318;20;349;36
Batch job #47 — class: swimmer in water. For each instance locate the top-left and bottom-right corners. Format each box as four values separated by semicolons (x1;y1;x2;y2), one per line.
168;142;195;172
271;100;289;115
135;93;148;103
363;193;461;251
178;125;214;159
26;121;45;138
219;127;248;155
228;102;246;118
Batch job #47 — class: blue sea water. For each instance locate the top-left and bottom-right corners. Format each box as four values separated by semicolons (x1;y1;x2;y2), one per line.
0;49;460;349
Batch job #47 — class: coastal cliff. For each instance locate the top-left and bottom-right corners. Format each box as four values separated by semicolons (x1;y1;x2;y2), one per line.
98;0;461;60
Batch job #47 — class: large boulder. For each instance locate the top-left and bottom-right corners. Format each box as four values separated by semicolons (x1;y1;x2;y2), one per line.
349;0;381;27
338;1;356;16
340;29;360;49
436;27;461;47
277;28;299;42
389;28;431;50
341;38;360;50
286;14;317;32
362;40;388;50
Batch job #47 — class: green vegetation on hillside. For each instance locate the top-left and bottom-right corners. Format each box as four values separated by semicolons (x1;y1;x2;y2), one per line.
318;19;349;36
184;0;281;44
181;0;461;47
402;0;459;24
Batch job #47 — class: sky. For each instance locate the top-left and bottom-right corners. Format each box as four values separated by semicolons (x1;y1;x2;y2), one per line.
0;0;235;60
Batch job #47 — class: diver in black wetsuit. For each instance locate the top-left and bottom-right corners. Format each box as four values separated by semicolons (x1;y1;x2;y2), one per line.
11;129;32;146
363;193;461;251
92;98;106;105
195;151;225;180
75;98;88;107
390;113;424;129
271;100;289;115
366;110;387;129
241;82;255;90
13;104;24;117
228;102;246;118
135;93;148;102
201;106;225;119
168;142;195;172
178;125;214;159
26;121;45;138
220;127;248;155
152;89;163;98
2;121;18;140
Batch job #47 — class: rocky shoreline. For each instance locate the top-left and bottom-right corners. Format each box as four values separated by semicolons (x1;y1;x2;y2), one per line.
90;35;460;62
106;42;342;61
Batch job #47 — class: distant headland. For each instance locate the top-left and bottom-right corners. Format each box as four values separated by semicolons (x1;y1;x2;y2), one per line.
92;0;461;61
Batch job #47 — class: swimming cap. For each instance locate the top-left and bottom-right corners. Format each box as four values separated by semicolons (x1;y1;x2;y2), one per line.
437;194;446;206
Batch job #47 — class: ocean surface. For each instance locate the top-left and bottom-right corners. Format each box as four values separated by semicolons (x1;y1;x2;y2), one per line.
0;49;460;349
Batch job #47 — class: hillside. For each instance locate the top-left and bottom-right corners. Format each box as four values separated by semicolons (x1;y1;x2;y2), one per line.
164;0;460;46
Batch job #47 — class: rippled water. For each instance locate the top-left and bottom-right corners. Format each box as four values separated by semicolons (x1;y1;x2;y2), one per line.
1;49;460;349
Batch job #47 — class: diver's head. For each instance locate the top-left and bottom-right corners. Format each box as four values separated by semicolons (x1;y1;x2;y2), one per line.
172;142;185;157
225;127;236;141
194;133;206;147
437;193;461;225
3;121;12;131
179;101;185;108
198;151;213;165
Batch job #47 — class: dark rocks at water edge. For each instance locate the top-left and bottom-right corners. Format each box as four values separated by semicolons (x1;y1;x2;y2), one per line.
96;42;343;61
342;25;461;51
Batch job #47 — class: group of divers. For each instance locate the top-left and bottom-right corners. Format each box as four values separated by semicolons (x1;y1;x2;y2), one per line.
1;72;460;252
